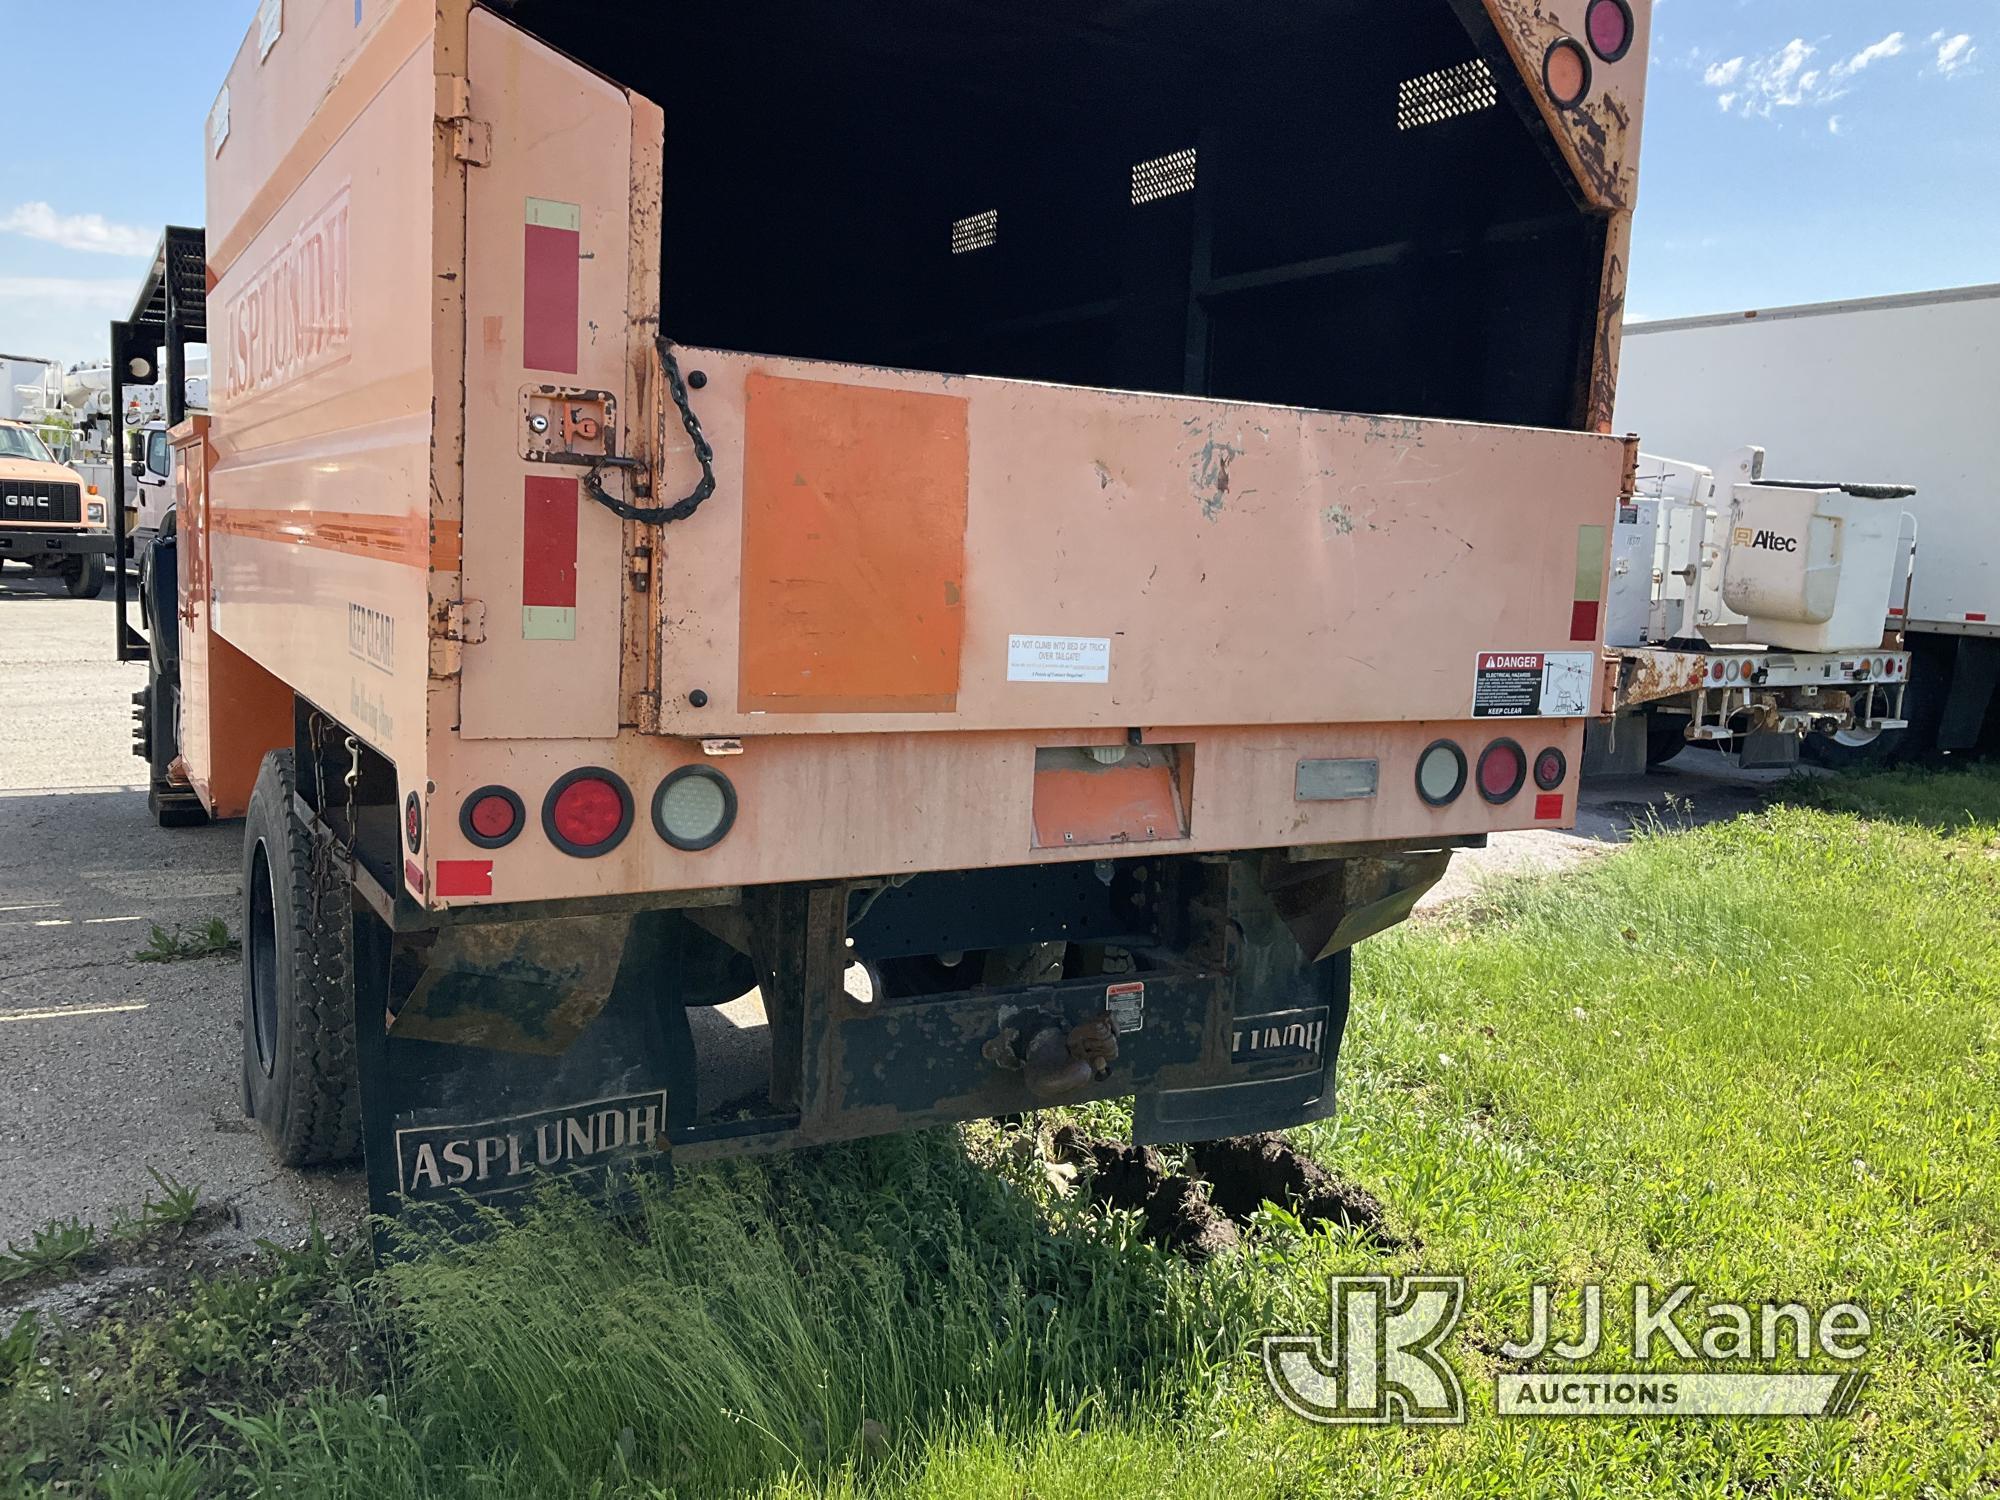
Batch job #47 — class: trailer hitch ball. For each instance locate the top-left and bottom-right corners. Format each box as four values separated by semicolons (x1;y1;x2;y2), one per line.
983;1013;1119;1100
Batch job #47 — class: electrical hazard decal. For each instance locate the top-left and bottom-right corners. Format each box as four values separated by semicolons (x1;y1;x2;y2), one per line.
1472;652;1595;719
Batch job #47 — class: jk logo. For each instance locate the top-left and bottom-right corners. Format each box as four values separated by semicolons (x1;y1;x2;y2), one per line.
1263;1275;1467;1425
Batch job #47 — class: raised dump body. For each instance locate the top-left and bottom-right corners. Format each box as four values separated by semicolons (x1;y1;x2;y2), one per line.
136;0;1651;1228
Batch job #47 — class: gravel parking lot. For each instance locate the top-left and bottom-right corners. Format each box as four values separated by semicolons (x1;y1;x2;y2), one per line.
0;568;1785;1253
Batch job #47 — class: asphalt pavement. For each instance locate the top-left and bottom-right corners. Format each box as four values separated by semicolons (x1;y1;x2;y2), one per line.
0;567;1788;1255
0;572;366;1253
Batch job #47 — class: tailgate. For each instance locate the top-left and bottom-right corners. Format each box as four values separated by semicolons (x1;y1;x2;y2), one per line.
648;349;1624;736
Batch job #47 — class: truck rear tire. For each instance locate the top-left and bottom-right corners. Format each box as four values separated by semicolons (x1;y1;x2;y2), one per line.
63;553;105;599
1802;642;1948;769
241;750;363;1167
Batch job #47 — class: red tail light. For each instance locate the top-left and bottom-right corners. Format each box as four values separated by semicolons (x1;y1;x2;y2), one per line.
1533;747;1568;791
1477;740;1527;804
1586;0;1634;62
460;785;526;849
543;769;633;857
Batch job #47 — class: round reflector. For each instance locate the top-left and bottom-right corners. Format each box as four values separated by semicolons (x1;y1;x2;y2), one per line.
1544;38;1592;108
1709;660;1726;683
652;766;738;851
1477;740;1528;804
1585;0;1634;62
1415;740;1468;807
404;791;423;854
1533;746;1568;792
542;768;633;857
460;785;526;850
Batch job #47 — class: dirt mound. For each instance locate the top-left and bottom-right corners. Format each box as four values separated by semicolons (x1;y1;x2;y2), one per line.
1051;1126;1394;1261
1052;1128;1240;1262
1188;1133;1396;1243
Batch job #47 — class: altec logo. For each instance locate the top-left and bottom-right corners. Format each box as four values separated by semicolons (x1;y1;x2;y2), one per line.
223;184;351;401
1733;527;1800;554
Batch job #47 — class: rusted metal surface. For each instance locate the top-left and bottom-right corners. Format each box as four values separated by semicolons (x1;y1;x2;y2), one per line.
388;914;631;1054
1478;0;1649;213
1621;648;1711;709
1261;852;1454;963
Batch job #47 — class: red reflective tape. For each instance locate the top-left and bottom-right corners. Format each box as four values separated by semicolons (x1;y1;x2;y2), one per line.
522;475;578;608
1534;792;1565;821
1969;613;1989;623
1569;600;1600;641
1887;606;1905;617
403;858;426;896
434;859;494;898
522;222;580;373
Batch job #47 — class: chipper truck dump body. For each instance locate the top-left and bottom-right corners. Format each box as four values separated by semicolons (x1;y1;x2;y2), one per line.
134;0;1651;1228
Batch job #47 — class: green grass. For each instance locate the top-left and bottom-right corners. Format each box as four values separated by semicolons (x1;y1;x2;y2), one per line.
7;767;1998;1497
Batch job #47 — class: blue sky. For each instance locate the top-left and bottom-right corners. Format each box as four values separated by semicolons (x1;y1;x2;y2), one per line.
0;0;1992;362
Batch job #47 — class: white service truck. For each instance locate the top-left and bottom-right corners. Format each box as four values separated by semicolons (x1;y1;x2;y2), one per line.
1617;285;2000;763
1595;446;1911;770
60;362;208;553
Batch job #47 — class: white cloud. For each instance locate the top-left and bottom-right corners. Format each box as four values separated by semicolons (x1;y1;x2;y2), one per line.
1827;115;1843;134
0;275;132;307
0;276;134;362
1830;32;1905;79
0;202;156;258
1703;30;1919;120
1933;32;1976;75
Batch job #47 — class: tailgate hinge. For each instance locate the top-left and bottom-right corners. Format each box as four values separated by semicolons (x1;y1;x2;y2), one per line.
436;75;490;166
429;598;487;680
1619;433;1641;500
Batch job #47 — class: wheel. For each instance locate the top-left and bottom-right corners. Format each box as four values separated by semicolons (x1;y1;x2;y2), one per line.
242;749;362;1167
62;552;105;598
1803;646;1947;769
1644;709;1688;769
1804;722;1898;770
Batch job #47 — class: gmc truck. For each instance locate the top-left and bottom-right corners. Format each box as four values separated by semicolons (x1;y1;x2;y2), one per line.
0;416;111;597
126;0;1653;1234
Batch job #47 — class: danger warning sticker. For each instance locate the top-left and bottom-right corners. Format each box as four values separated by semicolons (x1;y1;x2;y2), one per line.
1472;652;1595;719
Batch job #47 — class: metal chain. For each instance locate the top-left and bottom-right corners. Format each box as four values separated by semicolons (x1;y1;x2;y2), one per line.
581;339;716;527
339;735;361;872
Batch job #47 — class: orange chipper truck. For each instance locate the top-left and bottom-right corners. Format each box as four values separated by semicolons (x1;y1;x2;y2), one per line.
130;0;1649;1231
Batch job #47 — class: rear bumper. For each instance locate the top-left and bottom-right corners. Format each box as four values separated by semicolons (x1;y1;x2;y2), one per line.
0;527;114;557
1617;647;1911;738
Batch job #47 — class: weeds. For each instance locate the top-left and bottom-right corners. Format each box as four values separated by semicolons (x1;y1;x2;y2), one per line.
0;1217;96;1284
136;917;239;963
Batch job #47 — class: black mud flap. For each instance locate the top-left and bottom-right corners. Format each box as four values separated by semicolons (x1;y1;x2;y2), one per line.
1131;947;1351;1144
352;908;686;1258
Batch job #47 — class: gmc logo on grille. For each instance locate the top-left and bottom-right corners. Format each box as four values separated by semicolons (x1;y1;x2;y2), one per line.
3;494;51;509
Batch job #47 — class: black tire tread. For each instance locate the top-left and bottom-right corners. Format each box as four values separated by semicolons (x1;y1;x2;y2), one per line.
246;750;362;1166
63;553;105;599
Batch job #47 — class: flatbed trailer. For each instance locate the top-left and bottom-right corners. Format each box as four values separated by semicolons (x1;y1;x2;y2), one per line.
127;0;1654;1234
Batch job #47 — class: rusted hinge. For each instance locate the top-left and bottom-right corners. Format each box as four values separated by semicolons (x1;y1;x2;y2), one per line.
436;75;490;166
429;598;487;680
1619;433;1642;500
